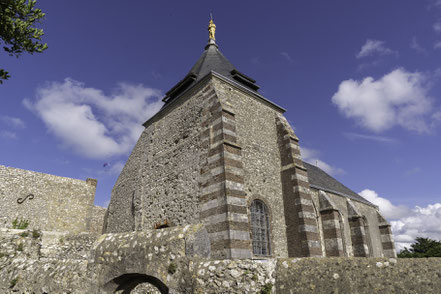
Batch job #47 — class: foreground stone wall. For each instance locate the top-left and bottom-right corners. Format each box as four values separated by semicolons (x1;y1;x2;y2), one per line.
0;226;440;293
275;257;441;293
0;165;99;233
0;228;98;293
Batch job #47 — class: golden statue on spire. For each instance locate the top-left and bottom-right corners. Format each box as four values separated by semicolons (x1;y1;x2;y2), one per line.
208;14;216;40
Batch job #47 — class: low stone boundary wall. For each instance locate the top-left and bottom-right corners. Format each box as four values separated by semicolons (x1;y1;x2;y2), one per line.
276;257;441;293
1;226;440;293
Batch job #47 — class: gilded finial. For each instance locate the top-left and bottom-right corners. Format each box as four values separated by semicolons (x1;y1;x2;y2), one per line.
208;14;216;41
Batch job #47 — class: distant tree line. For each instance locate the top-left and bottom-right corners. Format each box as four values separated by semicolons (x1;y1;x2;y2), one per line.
398;237;441;258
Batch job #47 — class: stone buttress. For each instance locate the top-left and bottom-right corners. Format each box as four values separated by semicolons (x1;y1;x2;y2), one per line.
377;211;397;258
347;199;370;257
318;191;345;256
199;82;251;259
276;115;322;257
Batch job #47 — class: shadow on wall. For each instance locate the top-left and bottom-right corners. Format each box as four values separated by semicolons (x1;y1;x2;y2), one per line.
106;273;169;294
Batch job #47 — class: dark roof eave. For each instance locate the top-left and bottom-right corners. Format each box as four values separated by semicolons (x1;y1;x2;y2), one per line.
210;71;285;112
143;71;285;127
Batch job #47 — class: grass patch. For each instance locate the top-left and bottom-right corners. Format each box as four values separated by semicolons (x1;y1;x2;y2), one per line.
168;262;177;275
16;243;24;252
32;229;41;239
261;282;273;294
12;218;29;230
20;231;29;238
9;277;19;289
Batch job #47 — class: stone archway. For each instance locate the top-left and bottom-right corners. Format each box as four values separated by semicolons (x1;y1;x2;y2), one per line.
110;273;169;294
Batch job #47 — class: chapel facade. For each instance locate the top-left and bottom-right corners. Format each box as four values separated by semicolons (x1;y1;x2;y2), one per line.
105;19;396;259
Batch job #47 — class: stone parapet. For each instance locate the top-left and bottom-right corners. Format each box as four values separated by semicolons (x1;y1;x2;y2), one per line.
0;165;97;234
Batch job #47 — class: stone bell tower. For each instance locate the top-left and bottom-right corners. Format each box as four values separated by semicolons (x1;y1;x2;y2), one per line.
105;18;323;259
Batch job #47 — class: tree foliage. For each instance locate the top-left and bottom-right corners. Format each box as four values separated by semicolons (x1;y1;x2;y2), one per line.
0;0;47;83
398;237;441;258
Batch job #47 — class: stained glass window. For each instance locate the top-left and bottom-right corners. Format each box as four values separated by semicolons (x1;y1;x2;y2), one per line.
250;200;271;256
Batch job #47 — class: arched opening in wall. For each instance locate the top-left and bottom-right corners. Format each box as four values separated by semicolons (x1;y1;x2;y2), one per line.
337;211;348;257
250;199;271;256
112;273;169;294
362;216;373;257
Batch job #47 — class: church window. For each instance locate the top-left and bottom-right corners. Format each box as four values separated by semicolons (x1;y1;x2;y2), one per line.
250;200;271;256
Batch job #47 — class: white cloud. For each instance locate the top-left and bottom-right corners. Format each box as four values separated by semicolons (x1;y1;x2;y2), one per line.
0;130;17;139
300;147;345;176
356;60;383;72
332;68;436;133
434;22;441;33
429;0;441;8
356;39;396;59
410;37;426;54
359;189;410;219
84;160;125;176
0;115;25;128
359;189;441;252
102;199;110;208
404;167;422;176
433;110;441;123
104;161;125;175
434;41;441;49
343;132;397;143
280;52;294;64
391;204;441;251
25;78;163;159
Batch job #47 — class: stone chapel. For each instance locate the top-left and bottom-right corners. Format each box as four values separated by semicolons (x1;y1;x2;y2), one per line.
104;19;396;259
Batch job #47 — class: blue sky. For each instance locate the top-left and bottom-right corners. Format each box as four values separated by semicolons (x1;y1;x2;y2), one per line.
1;0;441;250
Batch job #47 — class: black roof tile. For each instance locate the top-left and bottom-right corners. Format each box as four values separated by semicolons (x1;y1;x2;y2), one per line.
162;41;259;105
303;161;376;207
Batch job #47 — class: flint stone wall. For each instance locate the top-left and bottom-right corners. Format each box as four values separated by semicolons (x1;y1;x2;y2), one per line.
105;79;211;233
90;206;107;234
1;226;440;293
212;77;289;258
0;228;98;293
0;165;101;233
276;257;441;293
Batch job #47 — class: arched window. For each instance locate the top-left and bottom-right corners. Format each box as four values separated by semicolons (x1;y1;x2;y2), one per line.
250;200;271;256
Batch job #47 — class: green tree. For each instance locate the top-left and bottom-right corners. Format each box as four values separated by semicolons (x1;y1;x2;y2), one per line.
398;237;441;258
0;0;47;84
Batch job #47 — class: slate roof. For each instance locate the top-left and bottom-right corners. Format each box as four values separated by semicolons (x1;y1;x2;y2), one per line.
303;161;376;207
162;40;260;106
